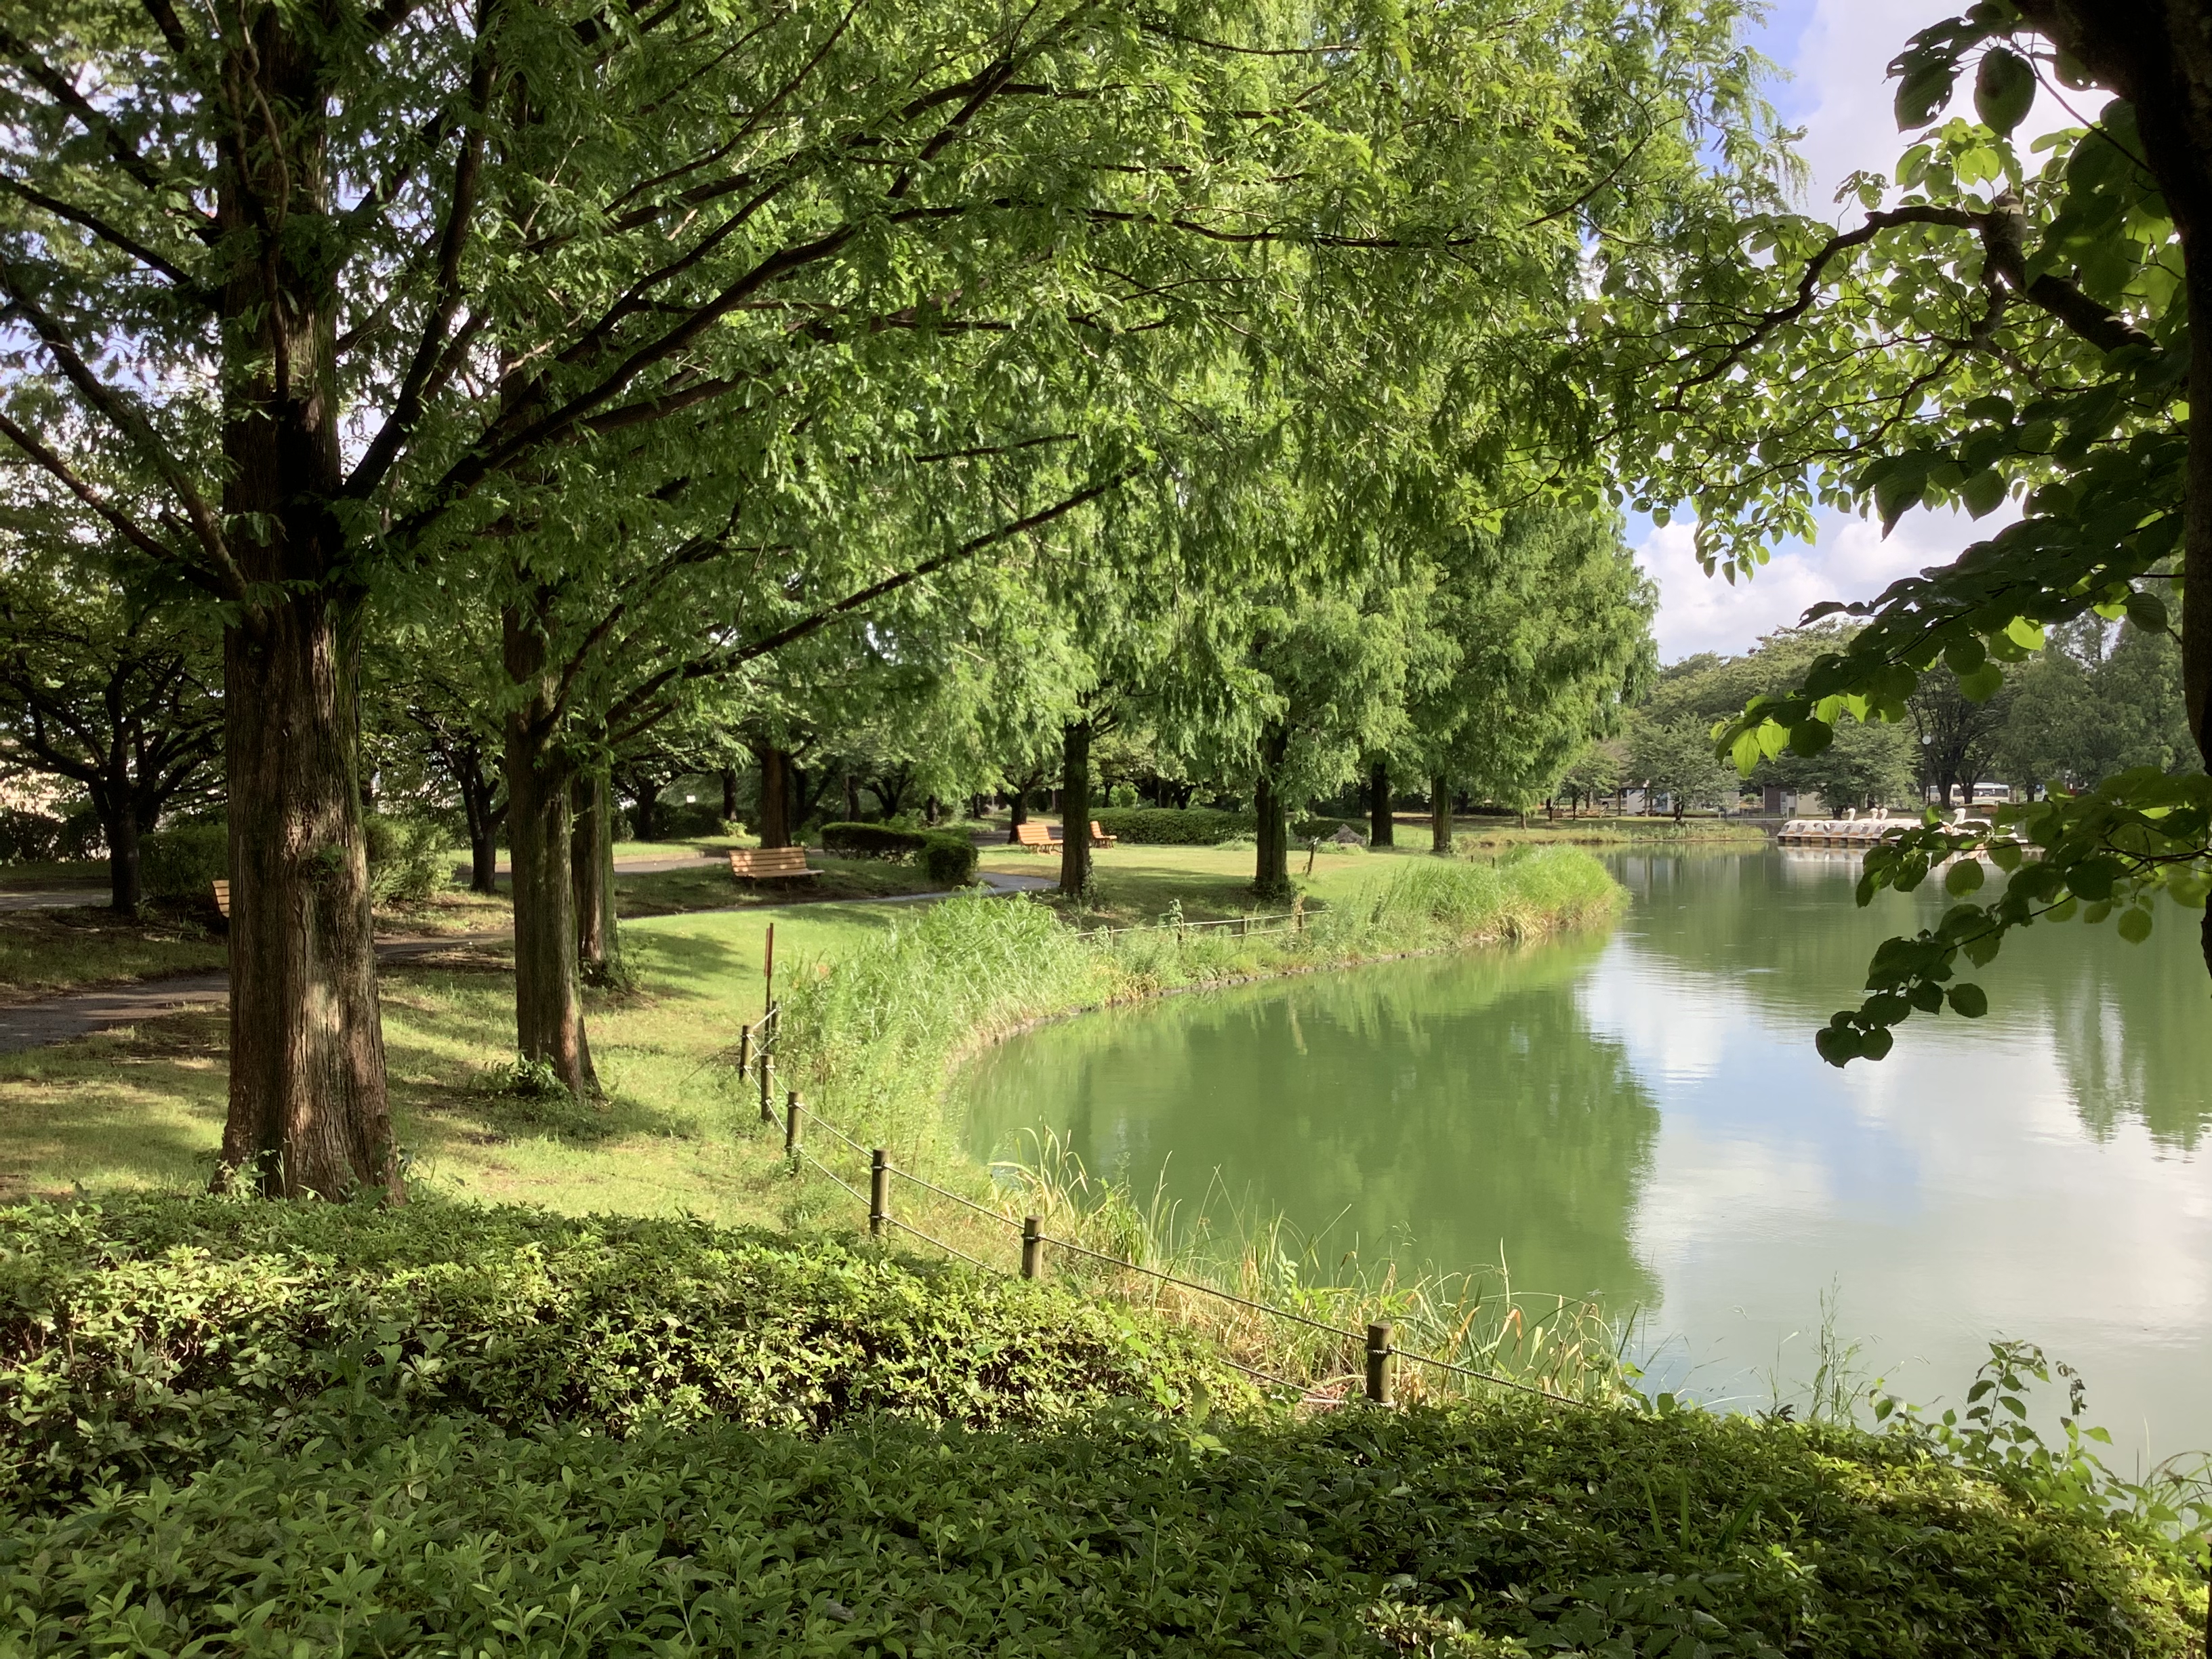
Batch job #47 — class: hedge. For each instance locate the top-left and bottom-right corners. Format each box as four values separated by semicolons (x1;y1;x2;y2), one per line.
1089;807;1254;845
139;821;228;898
819;821;977;885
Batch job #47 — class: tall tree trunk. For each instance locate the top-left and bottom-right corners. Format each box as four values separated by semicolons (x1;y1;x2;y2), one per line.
753;744;792;847
504;603;594;1097
1059;718;1092;895
213;18;395;1199
96;764;142;916
1430;773;1453;855
720;765;738;824
1368;758;1394;847
843;773;860;821
1254;727;1291;897
572;766;619;985
628;773;663;841
1007;779;1029;838
459;760;501;895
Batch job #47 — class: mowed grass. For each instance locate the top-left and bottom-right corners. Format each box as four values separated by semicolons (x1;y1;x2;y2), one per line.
0;904;227;1002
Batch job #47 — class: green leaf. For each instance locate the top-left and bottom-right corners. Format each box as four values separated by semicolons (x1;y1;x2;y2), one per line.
1788;719;1833;757
1946;982;1988;1017
1944;859;1984;895
1973;46;2036;135
1959;468;2006;518
2115;905;2153;943
1956;661;2006;701
1944;636;1987;674
2123;591;2169;633
2003;616;2045;651
1894;58;1959;129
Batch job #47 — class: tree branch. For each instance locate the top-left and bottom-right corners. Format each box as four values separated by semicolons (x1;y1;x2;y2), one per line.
0;258;240;594
0;175;209;298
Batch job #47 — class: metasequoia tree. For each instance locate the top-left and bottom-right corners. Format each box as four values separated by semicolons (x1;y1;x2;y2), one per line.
1619;3;2212;1061
1399;507;1656;853
0;0;1769;1187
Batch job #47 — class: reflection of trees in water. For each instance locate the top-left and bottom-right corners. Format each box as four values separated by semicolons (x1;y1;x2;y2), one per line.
1617;850;2212;1152
962;934;1661;1307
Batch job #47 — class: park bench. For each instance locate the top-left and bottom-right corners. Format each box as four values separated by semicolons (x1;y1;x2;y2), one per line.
1012;822;1056;853
211;879;230;918
728;845;819;883
1089;820;1118;848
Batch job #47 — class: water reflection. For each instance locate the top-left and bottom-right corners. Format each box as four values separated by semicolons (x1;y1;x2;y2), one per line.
962;933;1662;1303
958;850;2212;1458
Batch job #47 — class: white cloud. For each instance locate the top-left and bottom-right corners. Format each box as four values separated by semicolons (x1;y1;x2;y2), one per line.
1637;504;2008;663
1778;0;2079;216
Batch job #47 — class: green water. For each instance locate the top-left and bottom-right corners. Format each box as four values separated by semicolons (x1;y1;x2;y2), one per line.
958;849;2212;1458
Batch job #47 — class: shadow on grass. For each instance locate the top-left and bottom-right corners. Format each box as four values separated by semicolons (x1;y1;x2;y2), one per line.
0;1008;229;1197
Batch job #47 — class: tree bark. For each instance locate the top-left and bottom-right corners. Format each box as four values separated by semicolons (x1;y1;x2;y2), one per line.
212;16;396;1200
1429;773;1453;855
1369;758;1395;847
753;743;792;847
626;771;663;840
572;766;619;984
843;773;861;821
720;765;739;824
504;603;594;1097
1254;726;1292;897
95;758;143;916
1059;718;1092;895
459;759;502;895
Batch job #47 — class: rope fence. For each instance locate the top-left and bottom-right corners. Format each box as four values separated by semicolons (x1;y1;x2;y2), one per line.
731;1000;1595;1411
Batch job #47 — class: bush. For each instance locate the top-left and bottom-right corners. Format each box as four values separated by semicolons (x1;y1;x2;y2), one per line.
139;821;229;898
1107;782;1139;808
820;821;928;861
0;808;63;864
918;831;978;886
364;815;451;903
0;1193;1244;1502
1292;815;1361;842
1090;807;1255;845
55;803;104;861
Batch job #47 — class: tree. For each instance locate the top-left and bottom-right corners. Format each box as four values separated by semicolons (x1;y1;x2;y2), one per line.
1559;743;1625;817
1908;669;2015;807
0;0;1772;1178
1620;3;2212;1060
1401;508;1656;851
0;550;220;910
1624;712;1733;816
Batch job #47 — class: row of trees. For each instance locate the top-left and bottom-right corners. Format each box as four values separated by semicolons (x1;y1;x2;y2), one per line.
0;0;1776;1195
1617;617;2194;815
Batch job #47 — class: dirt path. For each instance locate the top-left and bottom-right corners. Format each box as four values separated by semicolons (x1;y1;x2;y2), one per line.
0;870;1056;1054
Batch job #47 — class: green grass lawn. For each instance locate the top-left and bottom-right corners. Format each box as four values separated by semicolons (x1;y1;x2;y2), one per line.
0;859;107;891
0;903;228;1002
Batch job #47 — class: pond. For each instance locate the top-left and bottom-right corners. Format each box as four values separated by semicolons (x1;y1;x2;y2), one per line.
957;848;2212;1462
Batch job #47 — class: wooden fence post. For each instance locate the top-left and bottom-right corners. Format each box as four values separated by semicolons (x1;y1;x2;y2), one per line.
736;1025;751;1084
1021;1216;1042;1279
785;1092;802;1158
760;1052;774;1122
1365;1322;1395;1406
870;1149;889;1237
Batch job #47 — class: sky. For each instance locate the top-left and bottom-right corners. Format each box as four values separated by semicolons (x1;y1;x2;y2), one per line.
1634;1;2062;663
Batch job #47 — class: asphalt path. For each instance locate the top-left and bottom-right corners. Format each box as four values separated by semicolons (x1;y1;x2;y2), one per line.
0;867;1056;1054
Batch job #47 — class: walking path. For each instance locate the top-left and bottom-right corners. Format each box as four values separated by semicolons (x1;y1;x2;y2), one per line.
0;867;1055;1054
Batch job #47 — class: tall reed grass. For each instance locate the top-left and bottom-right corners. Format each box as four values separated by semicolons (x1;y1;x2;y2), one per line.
771;848;1631;1404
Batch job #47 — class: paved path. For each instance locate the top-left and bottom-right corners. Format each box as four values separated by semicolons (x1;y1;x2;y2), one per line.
0;869;1057;1054
0;888;108;912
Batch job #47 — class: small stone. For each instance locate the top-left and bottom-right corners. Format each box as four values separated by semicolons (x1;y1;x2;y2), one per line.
824;1601;855;1622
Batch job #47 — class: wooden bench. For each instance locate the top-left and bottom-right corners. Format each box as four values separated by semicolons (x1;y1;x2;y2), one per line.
1012;822;1056;853
1088;820;1117;848
728;846;819;882
211;879;230;918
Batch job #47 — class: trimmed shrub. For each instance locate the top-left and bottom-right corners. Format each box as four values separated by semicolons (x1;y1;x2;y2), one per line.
1090;807;1255;845
140;821;228;898
0;1193;1244;1502
0;808;64;864
919;832;978;885
821;821;928;860
364;815;451;903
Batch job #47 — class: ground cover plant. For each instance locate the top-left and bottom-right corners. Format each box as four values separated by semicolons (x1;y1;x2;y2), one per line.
0;1194;2202;1657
